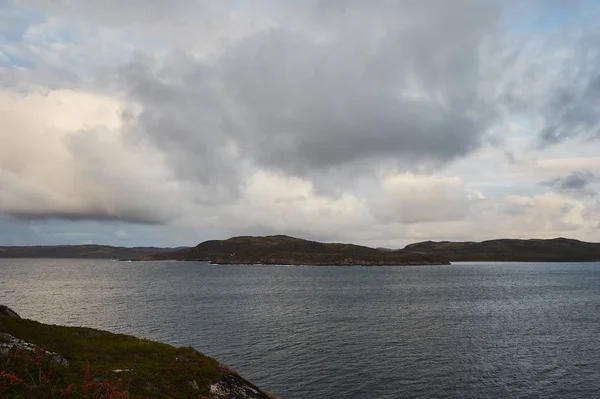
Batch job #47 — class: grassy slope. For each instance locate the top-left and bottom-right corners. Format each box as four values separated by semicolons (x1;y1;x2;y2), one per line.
0;315;225;398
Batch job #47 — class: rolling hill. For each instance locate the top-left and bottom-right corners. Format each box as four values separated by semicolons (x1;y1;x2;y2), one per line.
403;237;600;262
141;235;449;265
0;245;183;260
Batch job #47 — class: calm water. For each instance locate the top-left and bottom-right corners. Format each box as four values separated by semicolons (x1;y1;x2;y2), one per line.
1;259;599;398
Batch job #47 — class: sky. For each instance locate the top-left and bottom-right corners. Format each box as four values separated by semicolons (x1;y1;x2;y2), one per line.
1;0;600;248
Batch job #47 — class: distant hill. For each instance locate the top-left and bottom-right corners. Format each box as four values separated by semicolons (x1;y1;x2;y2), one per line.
141;235;449;265
403;237;600;262
0;245;184;260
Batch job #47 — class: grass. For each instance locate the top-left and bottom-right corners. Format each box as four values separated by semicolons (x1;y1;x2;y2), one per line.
0;315;223;398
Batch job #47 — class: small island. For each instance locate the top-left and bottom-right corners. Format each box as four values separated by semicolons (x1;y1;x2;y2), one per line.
140;235;450;265
0;306;271;399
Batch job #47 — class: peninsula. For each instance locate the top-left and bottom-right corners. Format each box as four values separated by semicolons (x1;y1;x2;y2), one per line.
0;305;271;398
140;235;449;265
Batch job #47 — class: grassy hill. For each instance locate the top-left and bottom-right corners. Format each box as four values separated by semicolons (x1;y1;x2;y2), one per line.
142;235;449;265
403;237;600;262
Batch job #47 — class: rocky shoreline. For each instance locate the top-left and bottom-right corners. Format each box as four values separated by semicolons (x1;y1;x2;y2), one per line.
209;255;449;265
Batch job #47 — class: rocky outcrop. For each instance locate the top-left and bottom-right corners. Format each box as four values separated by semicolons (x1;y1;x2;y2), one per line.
0;332;69;366
210;373;271;399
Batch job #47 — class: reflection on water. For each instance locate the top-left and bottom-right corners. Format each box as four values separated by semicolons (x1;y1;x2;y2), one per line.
1;259;599;398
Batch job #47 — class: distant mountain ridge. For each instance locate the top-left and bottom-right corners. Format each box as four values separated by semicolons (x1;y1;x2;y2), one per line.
141;235;449;265
0;245;184;260
4;236;597;263
403;237;600;262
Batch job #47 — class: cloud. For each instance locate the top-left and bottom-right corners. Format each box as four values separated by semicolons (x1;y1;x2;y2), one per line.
0;0;507;230
0;88;185;223
109;0;504;191
502;193;586;234
180;170;373;243
535;31;600;146
4;1;600;246
541;170;597;196
370;173;472;224
489;13;600;147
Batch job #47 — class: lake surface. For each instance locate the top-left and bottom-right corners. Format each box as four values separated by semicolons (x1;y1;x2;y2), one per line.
1;259;599;398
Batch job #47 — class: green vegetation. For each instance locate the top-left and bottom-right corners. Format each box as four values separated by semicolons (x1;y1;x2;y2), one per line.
0;314;226;398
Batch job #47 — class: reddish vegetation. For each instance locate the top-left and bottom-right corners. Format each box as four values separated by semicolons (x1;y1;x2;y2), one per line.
1;344;148;398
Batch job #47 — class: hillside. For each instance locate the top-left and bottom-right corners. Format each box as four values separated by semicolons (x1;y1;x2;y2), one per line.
0;245;185;260
403;237;600;262
0;305;271;398
141;235;449;265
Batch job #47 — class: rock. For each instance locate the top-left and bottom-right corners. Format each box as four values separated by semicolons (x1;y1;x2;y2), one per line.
210;373;271;399
0;332;69;366
0;305;21;318
50;352;70;366
188;380;199;390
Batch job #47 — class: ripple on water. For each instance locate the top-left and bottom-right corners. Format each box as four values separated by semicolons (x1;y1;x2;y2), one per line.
1;259;600;398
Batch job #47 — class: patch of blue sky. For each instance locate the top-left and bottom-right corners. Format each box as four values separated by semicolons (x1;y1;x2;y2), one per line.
476;181;543;199
505;0;588;32
0;216;205;246
506;115;536;139
0;47;33;68
0;8;44;40
0;9;42;68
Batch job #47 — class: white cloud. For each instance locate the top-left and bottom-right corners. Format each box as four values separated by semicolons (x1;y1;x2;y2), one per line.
370;173;472;224
187;170;372;241
0;87;184;223
528;158;600;177
500;192;594;238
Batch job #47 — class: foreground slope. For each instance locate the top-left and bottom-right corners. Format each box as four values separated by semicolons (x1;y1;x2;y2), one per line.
403;237;600;262
0;306;271;399
142;235;449;265
0;245;184;260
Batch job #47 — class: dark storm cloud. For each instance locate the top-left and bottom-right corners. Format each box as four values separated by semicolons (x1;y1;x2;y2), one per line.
6;210;165;224
535;30;600;146
539;76;600;146
114;1;503;188
541;170;597;196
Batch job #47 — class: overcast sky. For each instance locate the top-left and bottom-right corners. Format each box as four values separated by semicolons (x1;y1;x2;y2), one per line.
2;0;600;247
